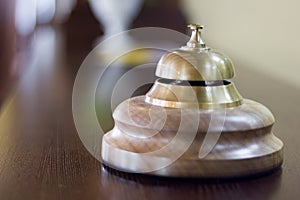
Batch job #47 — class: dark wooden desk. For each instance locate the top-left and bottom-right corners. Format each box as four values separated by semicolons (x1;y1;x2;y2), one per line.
0;26;299;200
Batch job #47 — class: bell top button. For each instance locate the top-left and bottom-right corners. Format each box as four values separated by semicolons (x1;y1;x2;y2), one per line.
187;24;206;48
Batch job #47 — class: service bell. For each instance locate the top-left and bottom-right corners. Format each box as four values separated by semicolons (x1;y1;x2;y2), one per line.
101;24;283;178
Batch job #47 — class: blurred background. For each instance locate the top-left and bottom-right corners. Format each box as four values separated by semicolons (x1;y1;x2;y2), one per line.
1;1;300;199
1;0;300;92
1;0;300;129
181;0;300;88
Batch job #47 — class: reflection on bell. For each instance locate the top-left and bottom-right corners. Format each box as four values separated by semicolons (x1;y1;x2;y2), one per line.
101;24;283;178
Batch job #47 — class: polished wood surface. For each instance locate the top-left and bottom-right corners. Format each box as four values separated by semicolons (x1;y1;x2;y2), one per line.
0;25;300;199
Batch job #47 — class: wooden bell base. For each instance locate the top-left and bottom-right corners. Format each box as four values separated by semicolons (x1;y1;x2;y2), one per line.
101;97;283;178
102;133;283;178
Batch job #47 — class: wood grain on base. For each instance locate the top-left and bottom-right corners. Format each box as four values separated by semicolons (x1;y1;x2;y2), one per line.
102;96;283;178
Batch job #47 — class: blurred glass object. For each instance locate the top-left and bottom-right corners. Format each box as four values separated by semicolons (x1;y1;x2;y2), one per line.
36;0;55;24
36;0;56;24
15;0;37;36
15;0;76;36
89;0;144;39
